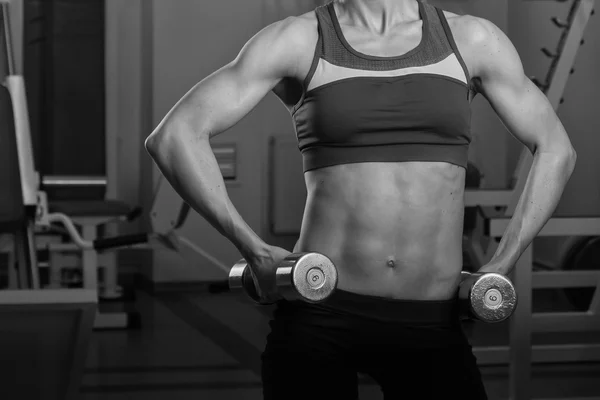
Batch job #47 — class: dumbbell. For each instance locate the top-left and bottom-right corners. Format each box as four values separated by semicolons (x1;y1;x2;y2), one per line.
458;271;517;323
229;252;338;304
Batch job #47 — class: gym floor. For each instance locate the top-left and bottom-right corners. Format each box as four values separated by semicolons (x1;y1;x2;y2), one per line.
78;281;600;400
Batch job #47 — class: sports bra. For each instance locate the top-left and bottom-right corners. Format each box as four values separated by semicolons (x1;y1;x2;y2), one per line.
291;0;473;173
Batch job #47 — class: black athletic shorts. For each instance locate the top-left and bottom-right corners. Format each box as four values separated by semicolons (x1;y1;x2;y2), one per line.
261;289;488;400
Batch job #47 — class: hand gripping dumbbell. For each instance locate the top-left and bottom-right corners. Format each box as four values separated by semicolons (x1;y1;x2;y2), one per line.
229;252;338;304
458;271;518;323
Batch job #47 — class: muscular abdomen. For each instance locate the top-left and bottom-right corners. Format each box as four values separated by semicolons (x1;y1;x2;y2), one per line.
294;162;466;300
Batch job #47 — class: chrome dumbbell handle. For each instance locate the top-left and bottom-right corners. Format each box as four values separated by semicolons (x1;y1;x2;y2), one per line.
229;259;267;304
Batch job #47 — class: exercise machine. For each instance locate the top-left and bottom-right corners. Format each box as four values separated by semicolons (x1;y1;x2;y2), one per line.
0;0;139;330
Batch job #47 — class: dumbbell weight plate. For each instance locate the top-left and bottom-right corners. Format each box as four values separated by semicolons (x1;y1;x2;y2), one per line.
275;252;338;303
467;272;518;323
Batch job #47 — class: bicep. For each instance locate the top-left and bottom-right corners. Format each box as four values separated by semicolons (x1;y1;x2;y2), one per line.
472;18;572;154
156;19;297;138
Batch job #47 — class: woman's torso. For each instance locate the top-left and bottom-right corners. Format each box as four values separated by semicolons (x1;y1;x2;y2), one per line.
274;1;476;300
296;162;466;300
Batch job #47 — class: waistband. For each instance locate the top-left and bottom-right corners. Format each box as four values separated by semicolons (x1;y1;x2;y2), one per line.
301;143;469;173
283;289;460;326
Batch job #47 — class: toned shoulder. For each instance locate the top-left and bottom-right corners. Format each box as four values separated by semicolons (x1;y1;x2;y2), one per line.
238;10;319;78
263;11;319;78
441;11;506;53
269;11;319;54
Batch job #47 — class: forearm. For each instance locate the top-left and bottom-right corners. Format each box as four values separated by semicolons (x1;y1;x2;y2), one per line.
145;126;269;261
486;148;576;274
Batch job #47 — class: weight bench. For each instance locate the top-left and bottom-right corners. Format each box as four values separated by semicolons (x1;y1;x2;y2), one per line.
44;198;144;330
0;79;140;329
0;289;96;400
47;199;136;299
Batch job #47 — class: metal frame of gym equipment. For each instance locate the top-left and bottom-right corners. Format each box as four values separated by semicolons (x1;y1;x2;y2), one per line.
0;1;136;330
1;176;133;301
40;192;138;303
463;1;600;399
